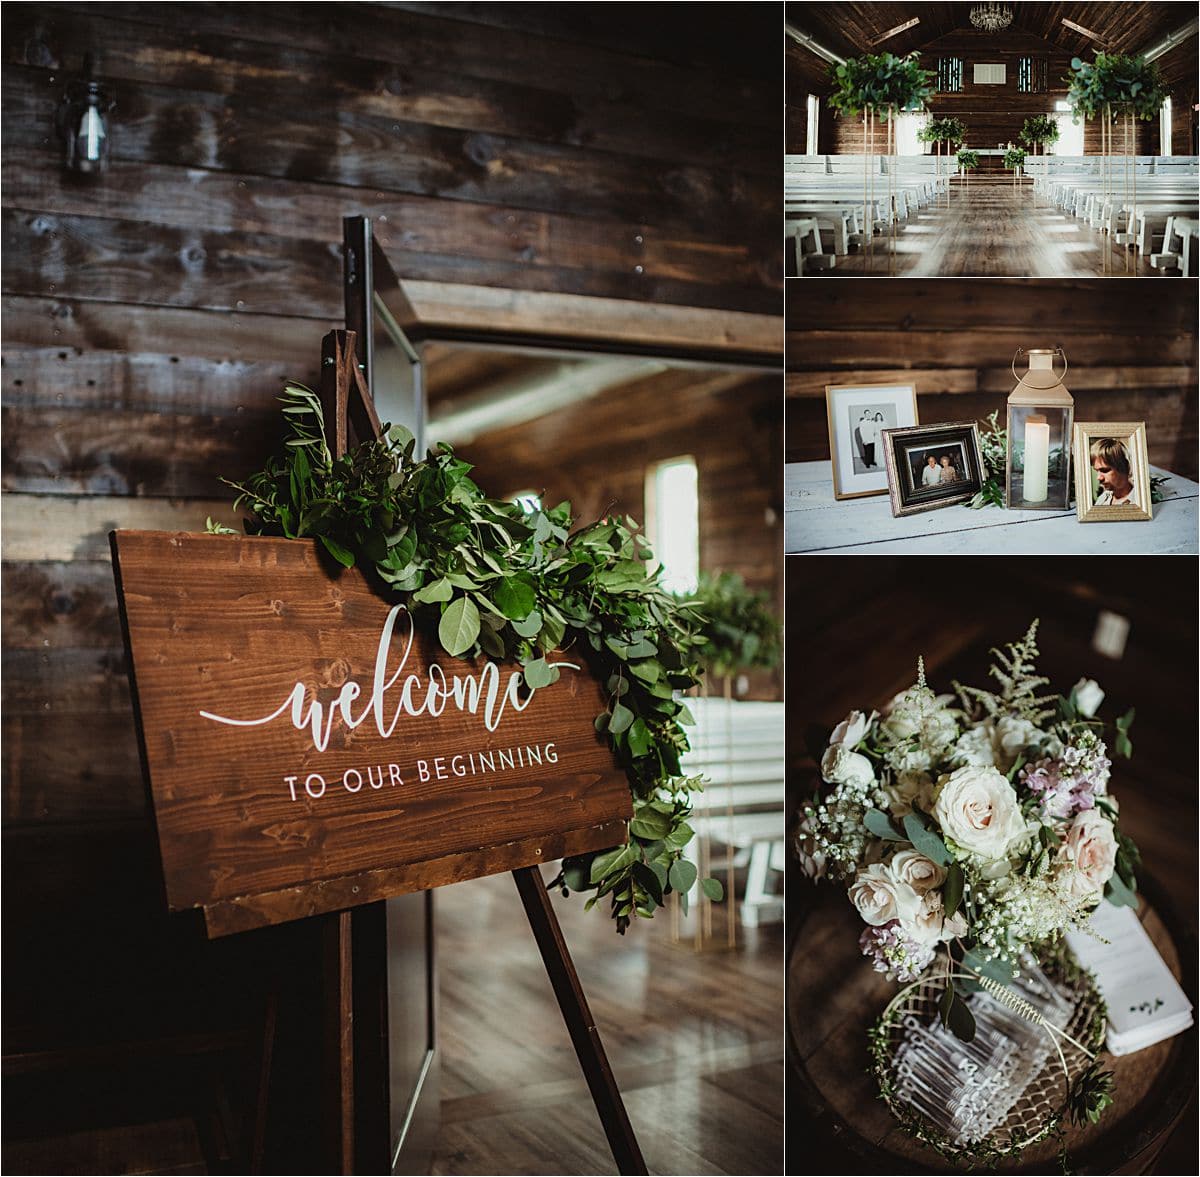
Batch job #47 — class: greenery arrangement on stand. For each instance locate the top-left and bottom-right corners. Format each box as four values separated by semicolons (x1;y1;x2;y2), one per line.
1065;53;1169;121
827;52;935;117
955;149;980;172
1019;113;1061;152
1003;147;1027;171
207;382;724;933
917;116;966;148
683;571;781;680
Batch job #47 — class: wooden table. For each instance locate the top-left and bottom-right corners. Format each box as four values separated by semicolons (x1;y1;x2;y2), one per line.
784;461;1198;555
788;881;1196;1174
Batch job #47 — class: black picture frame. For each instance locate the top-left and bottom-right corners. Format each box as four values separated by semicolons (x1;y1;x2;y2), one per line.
881;421;986;517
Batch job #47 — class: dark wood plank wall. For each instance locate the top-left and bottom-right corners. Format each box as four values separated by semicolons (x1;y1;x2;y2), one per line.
786;279;1199;481
1;4;780;1163
462;369;785;699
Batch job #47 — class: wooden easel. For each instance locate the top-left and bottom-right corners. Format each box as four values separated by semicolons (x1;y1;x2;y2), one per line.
314;329;646;1175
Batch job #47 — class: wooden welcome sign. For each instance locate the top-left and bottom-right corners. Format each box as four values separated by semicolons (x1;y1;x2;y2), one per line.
111;530;631;937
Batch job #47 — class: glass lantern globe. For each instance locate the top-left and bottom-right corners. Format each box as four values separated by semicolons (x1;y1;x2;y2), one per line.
1006;348;1074;510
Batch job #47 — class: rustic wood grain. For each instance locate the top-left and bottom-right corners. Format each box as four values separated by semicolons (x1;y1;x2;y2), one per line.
111;531;631;915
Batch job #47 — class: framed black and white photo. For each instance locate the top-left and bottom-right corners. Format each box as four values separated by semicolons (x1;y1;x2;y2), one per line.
881;421;985;517
1072;422;1153;523
825;383;919;500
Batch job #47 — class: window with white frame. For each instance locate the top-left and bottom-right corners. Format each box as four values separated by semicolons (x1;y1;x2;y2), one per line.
644;456;699;595
806;94;820;155
895;112;927;156
1161;96;1173;156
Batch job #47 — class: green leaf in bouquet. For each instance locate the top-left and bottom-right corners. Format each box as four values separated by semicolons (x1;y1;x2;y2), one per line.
668;857;698;894
901;811;952;866
1104;871;1139;909
946;989;977;1044
701;877;724;902
961;948;1014;988
943;861;965;920
1114;707;1135;758
864;807;907;842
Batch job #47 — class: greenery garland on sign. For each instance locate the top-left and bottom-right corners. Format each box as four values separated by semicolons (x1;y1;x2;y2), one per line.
207;382;723;932
1066;53;1168;121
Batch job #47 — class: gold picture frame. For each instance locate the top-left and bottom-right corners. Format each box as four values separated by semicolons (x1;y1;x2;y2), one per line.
825;383;919;501
1072;422;1153;523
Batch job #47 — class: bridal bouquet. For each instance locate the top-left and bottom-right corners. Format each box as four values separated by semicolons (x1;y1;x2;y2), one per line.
798;621;1139;1036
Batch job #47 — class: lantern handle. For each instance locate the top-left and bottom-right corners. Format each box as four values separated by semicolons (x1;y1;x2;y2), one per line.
1011;347;1068;386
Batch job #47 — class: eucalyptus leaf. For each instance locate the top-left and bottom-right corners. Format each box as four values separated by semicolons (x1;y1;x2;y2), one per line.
438;596;480;657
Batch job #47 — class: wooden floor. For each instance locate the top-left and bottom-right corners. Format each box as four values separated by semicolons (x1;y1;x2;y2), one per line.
431;871;784;1176
829;176;1157;277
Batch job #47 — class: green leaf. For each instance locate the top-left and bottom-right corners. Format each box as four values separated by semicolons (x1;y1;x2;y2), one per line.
947;991;977;1044
864;807;906;842
438;596;480;657
664;821;694;851
627;718;651;758
1105;872;1139;909
512;610;542;638
589;843;635;885
562;858;591;892
629;809;671;840
700;878;724;902
412;576;454;604
494;574;536;620
608;701;634;734
668;858;697;894
632;861;663;906
938;983;954;1030
943;861;964;920
319;534;356;567
522;657;559;689
902;812;952;867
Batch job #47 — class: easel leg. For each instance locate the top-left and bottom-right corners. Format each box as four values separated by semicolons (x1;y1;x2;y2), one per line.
323;909;355;1175
512;866;648;1176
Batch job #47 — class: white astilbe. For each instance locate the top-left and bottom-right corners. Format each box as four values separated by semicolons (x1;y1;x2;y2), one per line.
955;619;1056;726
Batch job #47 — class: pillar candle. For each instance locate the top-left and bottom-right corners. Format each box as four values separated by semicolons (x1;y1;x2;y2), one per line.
1024;414;1050;503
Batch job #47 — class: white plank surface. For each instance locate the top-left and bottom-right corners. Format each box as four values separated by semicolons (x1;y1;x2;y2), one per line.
785;461;1198;555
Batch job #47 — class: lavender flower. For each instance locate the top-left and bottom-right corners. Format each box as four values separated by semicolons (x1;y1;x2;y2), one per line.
859;920;937;982
1021;731;1111;820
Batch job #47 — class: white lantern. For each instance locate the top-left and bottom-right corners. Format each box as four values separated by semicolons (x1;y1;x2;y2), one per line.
1006;348;1074;510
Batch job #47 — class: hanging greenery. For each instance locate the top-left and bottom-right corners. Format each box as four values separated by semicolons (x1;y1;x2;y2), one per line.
955;149;980;171
1065;53;1169;121
682;572;782;679
917;116;966;145
1019;113;1061;148
827;52;935;118
208;382;725;933
1003;147;1027;170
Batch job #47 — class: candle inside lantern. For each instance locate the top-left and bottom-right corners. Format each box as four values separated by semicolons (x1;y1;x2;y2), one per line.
1023;413;1050;503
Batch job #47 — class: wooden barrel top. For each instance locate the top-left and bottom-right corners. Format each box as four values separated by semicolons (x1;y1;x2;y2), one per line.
788;876;1196;1174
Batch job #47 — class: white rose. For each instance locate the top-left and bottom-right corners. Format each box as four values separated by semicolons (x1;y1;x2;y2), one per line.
991;715;1042;772
903;890;968;946
1073;678;1105;719
890;849;945;895
848;862;921;927
953;724;997;768
830;709;876;749
1058;811;1118;899
821;744;875;788
932;765;1028;860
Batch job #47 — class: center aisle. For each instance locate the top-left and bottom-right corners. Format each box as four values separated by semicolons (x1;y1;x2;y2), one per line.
831;176;1157;277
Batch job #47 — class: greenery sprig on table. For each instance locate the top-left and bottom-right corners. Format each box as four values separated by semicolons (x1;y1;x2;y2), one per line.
955;149;980;171
207;382;723;933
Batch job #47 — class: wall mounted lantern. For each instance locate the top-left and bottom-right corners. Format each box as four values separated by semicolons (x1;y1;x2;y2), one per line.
1006;348;1074;510
56;55;114;175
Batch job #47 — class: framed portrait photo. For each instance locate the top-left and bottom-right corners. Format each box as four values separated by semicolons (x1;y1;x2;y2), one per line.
825;383;919;500
1072;422;1153;523
881;421;985;517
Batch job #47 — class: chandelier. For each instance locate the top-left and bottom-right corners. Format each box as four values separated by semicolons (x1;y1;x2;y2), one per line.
970;3;1013;33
